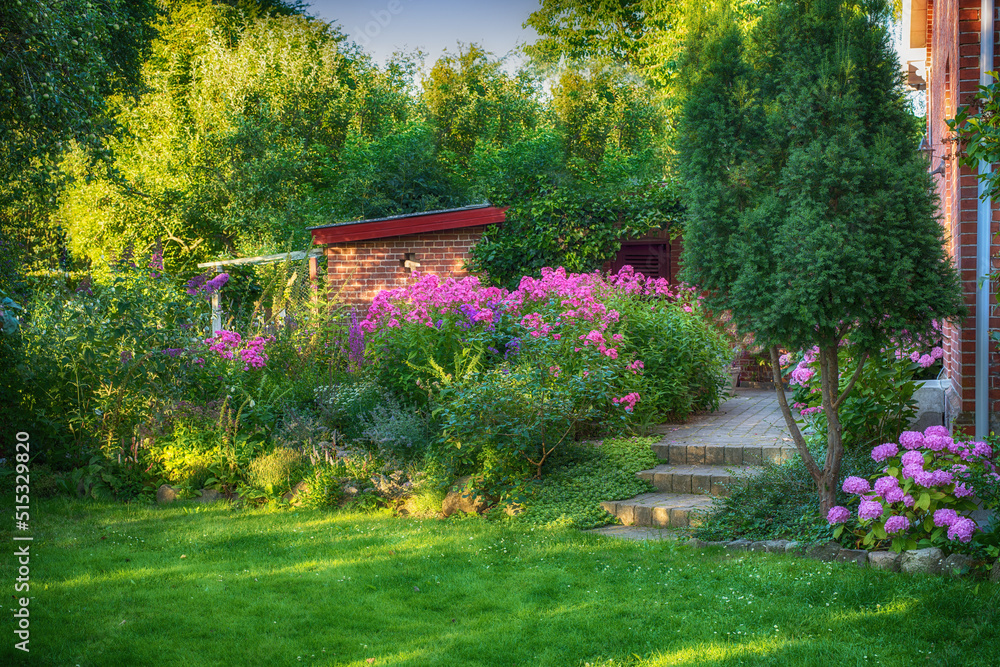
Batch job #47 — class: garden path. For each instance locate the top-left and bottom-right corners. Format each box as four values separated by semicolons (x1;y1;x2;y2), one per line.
593;388;795;538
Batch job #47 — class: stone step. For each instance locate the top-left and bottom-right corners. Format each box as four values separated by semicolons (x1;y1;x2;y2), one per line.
601;493;714;529
636;464;762;496
650;441;796;466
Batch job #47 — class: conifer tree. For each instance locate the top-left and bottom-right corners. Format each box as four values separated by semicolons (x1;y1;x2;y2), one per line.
675;0;965;514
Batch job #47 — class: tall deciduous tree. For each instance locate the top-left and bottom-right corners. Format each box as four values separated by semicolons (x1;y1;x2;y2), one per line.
675;0;965;514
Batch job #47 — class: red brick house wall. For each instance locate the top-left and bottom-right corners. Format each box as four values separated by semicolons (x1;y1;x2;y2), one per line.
924;0;1000;428
324;228;487;307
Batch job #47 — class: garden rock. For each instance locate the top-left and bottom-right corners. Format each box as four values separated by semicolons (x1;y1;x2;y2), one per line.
282;481;309;506
157;485;179;504
835;549;868;567
749;541;768;552
900;547;944;575
806;541;841;562
991;560;1000;582
724;539;751;552
868;551;901;572
442;477;488;517
195;489;221;503
686;538;708;548
784;541;803;554
941;554;976;578
763;540;788;553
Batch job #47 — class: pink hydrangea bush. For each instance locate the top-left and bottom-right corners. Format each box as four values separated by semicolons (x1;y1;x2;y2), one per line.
826;425;997;552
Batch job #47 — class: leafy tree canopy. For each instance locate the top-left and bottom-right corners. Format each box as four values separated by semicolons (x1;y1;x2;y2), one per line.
674;0;964;513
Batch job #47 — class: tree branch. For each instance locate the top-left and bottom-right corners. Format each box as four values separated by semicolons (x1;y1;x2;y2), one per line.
833;350;868;411
769;346;822;484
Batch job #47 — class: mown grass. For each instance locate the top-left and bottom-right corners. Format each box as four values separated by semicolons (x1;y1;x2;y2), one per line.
2;497;999;666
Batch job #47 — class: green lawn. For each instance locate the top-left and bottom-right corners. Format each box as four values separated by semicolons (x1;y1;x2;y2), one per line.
2;498;998;666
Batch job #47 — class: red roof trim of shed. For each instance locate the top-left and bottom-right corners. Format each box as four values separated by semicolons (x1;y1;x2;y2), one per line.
309;205;507;245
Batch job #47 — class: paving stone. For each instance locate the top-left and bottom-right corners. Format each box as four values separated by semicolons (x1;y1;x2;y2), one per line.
704;445;726;465
673;474;693;494
692;473;712;494
742;447;763;465
687;445;706;464
669;444;687;465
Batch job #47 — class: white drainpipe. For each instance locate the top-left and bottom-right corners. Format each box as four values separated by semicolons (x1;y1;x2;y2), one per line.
976;0;994;439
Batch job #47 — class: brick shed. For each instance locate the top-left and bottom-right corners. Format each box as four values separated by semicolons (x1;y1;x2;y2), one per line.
902;0;1000;435
308;204;507;306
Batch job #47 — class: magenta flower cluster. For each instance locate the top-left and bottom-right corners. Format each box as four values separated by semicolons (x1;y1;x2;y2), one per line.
359;266;705;414
205;329;273;370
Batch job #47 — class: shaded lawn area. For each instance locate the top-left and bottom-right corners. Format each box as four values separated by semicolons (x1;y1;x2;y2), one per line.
2;498;998;666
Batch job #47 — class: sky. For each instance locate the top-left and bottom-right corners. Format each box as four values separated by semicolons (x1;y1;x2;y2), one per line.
304;0;541;67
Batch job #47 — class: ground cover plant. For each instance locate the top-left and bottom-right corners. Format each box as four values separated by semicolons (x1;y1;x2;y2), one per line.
510;436;660;529
695;438;883;544
3;497;998;666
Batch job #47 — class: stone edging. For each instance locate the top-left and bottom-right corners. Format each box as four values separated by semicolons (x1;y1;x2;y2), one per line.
686;537;1000;580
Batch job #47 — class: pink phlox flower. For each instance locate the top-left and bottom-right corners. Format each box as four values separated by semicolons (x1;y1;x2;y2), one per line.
612;392;641;413
902;494;915;507
800;406;823;416
910;350;922;363
918;354;935;368
627;359;644;375
930;346;944;360
778;353;792;366
924;425;950;438
933;507;960;527
900;451;925;468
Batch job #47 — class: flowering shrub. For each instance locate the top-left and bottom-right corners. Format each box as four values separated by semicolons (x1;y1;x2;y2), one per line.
780;334;944;449
827;425;999;552
361;266;728;420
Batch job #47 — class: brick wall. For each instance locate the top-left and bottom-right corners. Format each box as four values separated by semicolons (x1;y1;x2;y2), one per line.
927;0;1000;428
323;227;487;307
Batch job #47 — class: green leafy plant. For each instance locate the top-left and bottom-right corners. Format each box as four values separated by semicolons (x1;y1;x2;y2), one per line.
247;447;310;497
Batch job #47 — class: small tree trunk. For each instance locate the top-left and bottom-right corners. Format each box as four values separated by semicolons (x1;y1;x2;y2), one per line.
817;344;843;517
